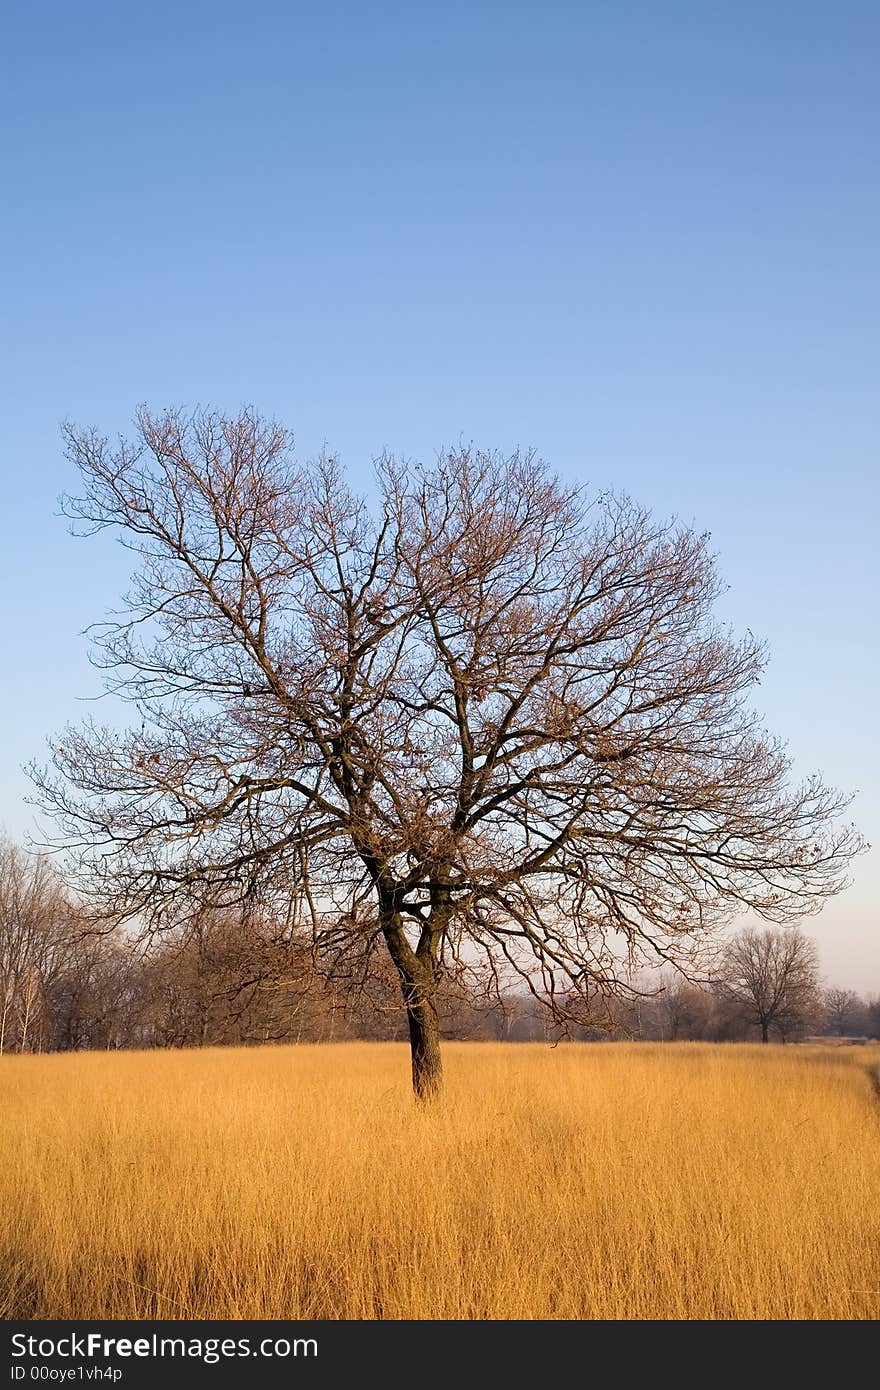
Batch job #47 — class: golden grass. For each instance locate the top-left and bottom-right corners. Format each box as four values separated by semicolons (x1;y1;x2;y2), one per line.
2;1042;878;1320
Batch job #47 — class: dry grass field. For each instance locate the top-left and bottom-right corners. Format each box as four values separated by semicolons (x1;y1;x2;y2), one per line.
2;1042;878;1320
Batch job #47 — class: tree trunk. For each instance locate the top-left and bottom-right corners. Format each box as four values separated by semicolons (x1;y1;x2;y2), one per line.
379;901;444;1100
403;973;443;1101
761;1020;769;1043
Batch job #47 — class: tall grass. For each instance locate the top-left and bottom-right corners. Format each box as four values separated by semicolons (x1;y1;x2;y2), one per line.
2;1042;878;1320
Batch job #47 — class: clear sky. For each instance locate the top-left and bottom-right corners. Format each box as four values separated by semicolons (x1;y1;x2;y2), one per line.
1;1;877;990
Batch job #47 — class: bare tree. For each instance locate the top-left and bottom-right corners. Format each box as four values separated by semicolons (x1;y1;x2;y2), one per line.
31;408;862;1095
717;927;822;1042
42;930;141;1051
138;906;319;1047
823;986;864;1037
658;971;715;1041
0;839;74;1053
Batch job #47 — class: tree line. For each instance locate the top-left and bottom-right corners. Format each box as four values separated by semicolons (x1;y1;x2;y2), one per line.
2;839;875;1054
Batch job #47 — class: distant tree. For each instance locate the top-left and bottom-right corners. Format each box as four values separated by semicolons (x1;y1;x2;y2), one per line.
41;931;137;1050
823;986;864;1037
0;840;74;1053
658;972;715;1040
866;996;880;1040
703;990;751;1041
138;908;320;1048
32;408;862;1096
717;927;821;1043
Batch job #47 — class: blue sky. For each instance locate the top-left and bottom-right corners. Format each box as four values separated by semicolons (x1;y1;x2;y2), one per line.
1;1;877;988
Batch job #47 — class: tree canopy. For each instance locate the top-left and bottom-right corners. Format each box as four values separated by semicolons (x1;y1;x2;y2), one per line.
32;407;862;1094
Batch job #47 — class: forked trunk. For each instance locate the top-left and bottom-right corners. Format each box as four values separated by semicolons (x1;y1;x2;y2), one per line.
403;975;443;1100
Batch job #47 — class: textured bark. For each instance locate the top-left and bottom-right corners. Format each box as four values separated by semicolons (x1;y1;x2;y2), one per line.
403;974;443;1100
380;903;443;1100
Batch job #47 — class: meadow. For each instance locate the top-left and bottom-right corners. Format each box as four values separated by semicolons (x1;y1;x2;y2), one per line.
2;1042;878;1320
